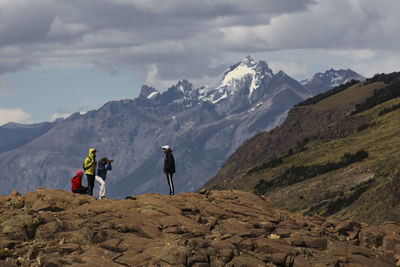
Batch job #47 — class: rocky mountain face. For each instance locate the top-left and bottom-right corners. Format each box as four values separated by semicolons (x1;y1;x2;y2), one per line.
0;188;399;266
0;56;321;198
205;72;400;225
0;122;57;154
302;68;365;95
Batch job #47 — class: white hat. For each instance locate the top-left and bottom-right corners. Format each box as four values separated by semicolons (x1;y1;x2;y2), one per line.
162;145;170;150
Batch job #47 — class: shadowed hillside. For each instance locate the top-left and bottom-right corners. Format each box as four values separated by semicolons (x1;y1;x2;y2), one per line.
204;72;400;225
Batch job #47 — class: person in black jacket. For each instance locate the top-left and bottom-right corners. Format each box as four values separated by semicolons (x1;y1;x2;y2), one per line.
162;145;175;195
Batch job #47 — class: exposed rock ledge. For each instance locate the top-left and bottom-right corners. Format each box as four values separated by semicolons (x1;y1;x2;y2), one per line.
0;188;399;266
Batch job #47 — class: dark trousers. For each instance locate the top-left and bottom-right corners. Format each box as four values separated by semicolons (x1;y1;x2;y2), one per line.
166;173;174;195
72;187;88;194
86;174;95;196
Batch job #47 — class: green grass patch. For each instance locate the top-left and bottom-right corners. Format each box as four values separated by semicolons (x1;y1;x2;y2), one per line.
246;157;283;175
296;80;360;107
357;123;373;132
0;248;10;260
350;81;400;115
247;138;310;176
378;102;400;116
322;178;374;216
254;149;369;195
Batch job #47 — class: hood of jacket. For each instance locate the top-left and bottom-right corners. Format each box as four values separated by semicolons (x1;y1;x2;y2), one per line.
76;169;83;177
88;148;96;160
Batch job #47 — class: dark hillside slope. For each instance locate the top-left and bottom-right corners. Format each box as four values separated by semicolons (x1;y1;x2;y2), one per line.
204;72;400;224
205;79;385;189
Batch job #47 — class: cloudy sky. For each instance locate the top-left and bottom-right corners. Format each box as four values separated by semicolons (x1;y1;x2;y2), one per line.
1;0;399;125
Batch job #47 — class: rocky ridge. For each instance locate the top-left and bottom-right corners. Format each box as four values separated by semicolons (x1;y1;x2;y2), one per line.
302;68;365;95
0;189;399;266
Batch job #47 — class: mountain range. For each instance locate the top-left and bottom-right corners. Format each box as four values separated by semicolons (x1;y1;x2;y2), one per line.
301;68;364;95
0;56;364;198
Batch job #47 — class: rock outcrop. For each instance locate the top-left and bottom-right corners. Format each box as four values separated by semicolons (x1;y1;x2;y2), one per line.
0;189;398;266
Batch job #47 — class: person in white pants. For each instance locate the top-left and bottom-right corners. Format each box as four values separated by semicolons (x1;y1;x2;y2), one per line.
95;175;106;199
95;157;112;199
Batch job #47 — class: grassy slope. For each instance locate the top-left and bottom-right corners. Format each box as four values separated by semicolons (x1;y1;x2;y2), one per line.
206;80;400;224
265;97;400;224
205;81;384;189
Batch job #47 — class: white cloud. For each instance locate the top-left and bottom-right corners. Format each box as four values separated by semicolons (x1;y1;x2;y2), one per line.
352;55;400;78
143;64;176;90
50;112;71;122
325;49;376;61
0;108;31;126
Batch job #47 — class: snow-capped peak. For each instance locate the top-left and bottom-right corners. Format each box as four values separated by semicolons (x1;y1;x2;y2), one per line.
242;55;256;67
220;61;256;88
147;91;159;100
302;68;365;95
210;56;274;102
139;85;159;99
149;56;311;115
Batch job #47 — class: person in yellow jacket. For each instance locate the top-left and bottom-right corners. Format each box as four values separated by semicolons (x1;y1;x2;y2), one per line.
84;148;97;196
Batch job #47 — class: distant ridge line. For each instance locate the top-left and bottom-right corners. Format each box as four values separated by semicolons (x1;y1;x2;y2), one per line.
295;79;360;107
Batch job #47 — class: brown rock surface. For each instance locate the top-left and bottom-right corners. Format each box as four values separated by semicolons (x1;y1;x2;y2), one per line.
0;188;397;266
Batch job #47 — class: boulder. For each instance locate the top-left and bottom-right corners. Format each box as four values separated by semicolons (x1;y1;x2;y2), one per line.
289;235;328;250
1;214;38;241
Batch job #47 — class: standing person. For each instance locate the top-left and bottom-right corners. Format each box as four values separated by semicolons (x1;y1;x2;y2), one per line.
162;145;175;195
95;157;112;200
71;169;88;194
84;148;97;196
